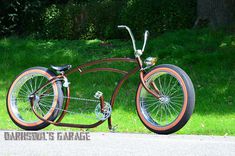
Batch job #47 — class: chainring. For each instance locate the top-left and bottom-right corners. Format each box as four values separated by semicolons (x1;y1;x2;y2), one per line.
95;102;112;121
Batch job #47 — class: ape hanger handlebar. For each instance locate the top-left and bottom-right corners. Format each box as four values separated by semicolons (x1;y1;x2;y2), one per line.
118;25;149;57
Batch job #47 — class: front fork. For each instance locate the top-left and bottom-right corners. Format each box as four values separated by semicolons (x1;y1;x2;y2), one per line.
137;57;161;99
139;72;161;99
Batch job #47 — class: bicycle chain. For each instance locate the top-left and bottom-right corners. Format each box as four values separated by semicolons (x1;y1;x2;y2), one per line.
62;96;100;103
37;103;97;120
38;94;108;120
41;94;100;103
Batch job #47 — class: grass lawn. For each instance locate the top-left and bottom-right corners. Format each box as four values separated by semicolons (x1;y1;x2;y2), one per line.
0;28;234;135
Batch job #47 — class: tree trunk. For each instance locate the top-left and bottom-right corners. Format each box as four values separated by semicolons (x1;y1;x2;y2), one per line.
195;0;235;27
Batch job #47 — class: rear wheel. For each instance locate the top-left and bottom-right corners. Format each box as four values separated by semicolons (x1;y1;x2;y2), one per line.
136;64;195;134
6;67;63;130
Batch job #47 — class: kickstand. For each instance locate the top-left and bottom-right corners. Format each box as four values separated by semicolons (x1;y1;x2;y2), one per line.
108;116;118;132
109;124;118;133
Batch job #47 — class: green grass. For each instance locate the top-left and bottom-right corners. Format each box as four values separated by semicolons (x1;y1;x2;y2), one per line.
0;28;235;135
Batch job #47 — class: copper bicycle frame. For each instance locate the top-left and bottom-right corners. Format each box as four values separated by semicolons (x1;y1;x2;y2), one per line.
30;57;161;130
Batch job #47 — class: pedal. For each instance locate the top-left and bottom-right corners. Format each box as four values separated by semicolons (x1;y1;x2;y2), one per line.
94;91;103;99
109;124;118;133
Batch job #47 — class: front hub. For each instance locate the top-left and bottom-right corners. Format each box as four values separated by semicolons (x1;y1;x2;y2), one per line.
29;94;40;105
159;95;170;105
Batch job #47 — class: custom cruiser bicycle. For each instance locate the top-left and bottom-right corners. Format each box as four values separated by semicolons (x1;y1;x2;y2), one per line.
7;25;195;134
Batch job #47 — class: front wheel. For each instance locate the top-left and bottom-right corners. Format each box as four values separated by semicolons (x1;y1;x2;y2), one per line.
136;64;195;134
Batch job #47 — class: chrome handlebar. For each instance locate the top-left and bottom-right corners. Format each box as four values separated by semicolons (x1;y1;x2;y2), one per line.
142;30;149;52
118;25;149;57
118;25;137;52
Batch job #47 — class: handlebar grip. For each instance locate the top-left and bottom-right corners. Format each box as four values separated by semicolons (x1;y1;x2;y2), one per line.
117;25;126;29
144;30;149;37
142;30;149;52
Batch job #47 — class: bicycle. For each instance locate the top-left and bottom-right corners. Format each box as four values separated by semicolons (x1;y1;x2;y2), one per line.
6;25;195;134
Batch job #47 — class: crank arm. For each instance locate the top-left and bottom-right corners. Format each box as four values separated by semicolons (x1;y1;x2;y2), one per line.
94;91;105;113
100;96;105;113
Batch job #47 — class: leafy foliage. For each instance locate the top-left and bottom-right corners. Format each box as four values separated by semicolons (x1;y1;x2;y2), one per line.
0;0;43;36
0;0;196;39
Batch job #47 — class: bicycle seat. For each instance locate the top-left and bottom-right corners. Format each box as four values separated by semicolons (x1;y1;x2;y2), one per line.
51;64;72;72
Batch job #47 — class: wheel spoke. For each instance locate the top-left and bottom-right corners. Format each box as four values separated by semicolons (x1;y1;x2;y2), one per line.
19;86;30;96
39;102;51;114
145;101;161;110
168;79;179;95
23;80;33;94
165;104;173;119
29;77;34;93
35;103;45;116
38;76;45;90
158;76;165;95
165;76;173;95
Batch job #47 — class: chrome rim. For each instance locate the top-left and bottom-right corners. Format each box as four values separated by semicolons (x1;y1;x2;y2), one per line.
140;71;184;127
9;72;56;124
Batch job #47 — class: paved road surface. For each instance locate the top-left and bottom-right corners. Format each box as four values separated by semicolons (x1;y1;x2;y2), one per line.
0;131;235;156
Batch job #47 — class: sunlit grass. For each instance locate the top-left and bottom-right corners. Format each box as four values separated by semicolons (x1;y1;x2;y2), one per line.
0;28;234;135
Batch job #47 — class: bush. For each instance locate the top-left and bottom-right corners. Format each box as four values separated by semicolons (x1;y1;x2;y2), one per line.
41;4;73;39
40;0;125;39
0;0;43;36
0;0;197;39
120;0;197;38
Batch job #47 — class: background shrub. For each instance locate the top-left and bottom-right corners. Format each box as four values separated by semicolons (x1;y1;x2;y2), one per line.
120;0;197;38
0;0;197;39
41;4;74;39
0;0;43;36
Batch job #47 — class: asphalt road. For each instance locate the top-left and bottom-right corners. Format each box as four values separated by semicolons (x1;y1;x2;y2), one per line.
0;131;235;156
